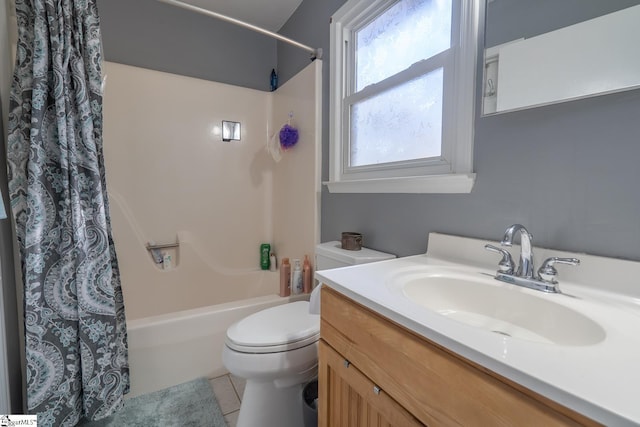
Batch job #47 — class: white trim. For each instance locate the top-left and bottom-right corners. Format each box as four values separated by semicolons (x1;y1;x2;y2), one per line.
324;173;476;194
329;12;344;185
313;60;323;248
451;0;480;174
328;0;480;194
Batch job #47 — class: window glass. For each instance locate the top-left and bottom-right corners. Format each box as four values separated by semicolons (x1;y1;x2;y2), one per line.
355;0;452;91
349;68;444;167
328;0;478;193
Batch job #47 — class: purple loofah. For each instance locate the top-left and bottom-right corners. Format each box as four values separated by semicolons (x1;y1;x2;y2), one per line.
279;124;299;150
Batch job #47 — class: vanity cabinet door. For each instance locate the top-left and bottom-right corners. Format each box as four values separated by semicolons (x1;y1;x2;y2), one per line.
320;286;599;427
318;339;423;427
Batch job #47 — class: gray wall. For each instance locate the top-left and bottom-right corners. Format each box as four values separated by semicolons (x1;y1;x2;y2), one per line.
97;0;277;91
280;0;640;260
96;0;640;261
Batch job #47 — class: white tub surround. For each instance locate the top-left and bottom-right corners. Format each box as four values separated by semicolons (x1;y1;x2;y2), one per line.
316;233;640;426
103;61;322;319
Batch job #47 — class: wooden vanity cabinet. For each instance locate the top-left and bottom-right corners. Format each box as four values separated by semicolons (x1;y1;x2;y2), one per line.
318;286;600;427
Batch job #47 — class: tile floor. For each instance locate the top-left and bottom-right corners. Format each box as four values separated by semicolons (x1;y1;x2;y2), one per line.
209;374;246;427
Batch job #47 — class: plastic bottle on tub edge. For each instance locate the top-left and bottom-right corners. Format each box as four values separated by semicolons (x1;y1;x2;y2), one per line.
280;258;291;297
291;259;303;295
269;253;277;272
302;254;312;293
260;243;271;270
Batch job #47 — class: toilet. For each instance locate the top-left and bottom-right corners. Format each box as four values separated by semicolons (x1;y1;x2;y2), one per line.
222;242;395;427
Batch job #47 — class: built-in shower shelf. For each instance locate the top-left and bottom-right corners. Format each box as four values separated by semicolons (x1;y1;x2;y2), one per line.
146;242;180;250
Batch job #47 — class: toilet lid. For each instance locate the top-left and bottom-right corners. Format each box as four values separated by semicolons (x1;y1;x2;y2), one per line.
225;301;320;354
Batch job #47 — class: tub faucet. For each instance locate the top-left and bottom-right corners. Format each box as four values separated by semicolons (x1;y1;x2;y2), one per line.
500;224;534;278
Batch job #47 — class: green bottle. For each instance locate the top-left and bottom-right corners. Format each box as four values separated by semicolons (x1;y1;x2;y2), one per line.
260;243;271;270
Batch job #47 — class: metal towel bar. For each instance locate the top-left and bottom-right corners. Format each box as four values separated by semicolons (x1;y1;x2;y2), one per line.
146;242;179;251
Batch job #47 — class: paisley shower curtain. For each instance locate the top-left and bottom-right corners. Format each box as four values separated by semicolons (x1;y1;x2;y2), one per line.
7;0;129;425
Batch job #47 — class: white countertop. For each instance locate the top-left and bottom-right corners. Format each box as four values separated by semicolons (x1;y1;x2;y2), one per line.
315;233;640;426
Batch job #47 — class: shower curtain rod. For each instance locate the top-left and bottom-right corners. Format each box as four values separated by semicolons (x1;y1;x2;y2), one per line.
155;0;323;59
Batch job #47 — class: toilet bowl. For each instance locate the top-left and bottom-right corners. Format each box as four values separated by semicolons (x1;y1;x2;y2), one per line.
222;242;395;427
222;301;319;427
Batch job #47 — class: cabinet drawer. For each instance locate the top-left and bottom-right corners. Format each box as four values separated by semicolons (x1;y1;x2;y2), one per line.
320;286;599;427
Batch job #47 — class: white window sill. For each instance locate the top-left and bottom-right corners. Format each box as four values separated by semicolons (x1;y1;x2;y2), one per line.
324;173;476;194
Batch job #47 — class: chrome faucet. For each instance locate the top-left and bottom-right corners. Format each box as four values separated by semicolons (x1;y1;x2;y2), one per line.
485;224;580;293
500;224;534;278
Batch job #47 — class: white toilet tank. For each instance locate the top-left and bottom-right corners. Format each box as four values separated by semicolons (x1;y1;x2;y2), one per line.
315;241;395;270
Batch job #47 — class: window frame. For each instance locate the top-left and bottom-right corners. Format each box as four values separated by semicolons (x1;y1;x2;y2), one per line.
327;0;481;193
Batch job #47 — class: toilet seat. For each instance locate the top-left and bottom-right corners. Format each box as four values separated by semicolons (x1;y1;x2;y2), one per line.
225;301;320;354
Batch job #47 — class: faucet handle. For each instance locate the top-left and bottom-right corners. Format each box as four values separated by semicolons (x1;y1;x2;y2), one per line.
484;244;515;274
537;257;581;283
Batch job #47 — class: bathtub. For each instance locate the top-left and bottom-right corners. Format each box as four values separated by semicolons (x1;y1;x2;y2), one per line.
126;293;307;397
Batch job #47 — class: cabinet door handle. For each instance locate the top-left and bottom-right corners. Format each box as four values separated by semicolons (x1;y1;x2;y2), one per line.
373;386;381;395
344;359;350;368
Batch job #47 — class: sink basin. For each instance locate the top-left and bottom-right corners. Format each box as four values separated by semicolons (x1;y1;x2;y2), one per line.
397;272;606;346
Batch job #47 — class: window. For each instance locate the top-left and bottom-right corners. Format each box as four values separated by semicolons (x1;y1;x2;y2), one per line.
327;0;480;193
